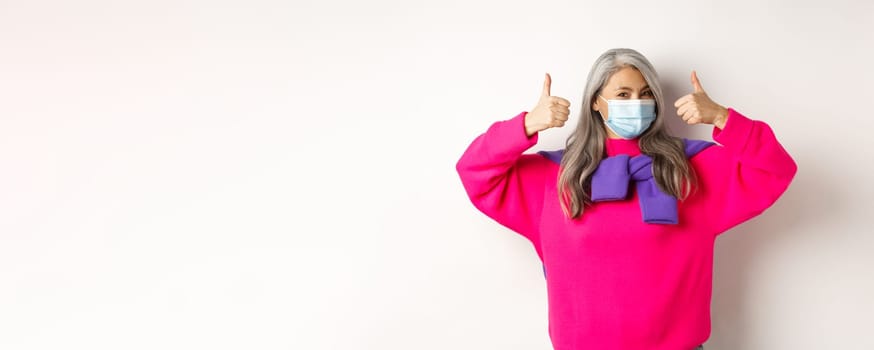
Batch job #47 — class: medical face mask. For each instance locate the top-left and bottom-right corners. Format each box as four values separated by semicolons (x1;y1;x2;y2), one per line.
598;94;657;139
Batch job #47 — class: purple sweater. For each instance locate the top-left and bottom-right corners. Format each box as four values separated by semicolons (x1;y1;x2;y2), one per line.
455;107;797;349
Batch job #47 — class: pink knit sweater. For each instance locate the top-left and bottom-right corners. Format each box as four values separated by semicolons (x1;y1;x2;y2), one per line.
455;107;797;350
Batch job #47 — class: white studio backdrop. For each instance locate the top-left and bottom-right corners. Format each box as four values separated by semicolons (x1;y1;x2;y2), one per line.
1;0;872;349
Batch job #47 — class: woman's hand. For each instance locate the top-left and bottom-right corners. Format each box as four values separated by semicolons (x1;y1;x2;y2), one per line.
525;73;571;137
673;70;729;129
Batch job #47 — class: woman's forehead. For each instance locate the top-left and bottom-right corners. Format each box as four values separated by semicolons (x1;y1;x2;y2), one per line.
605;67;648;90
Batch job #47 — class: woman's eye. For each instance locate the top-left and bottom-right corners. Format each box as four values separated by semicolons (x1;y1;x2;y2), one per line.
618;93;627;97
643;91;653;96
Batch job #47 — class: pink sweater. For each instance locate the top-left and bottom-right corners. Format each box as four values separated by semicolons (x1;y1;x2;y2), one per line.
455;108;797;350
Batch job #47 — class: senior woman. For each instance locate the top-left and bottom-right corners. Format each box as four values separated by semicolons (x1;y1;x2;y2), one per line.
455;48;797;350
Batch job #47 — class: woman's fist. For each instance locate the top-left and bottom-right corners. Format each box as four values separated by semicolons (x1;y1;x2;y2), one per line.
673;70;728;129
525;73;571;137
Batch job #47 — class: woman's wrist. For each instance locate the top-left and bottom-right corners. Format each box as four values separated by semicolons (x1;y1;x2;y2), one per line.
524;111;541;137
713;106;729;129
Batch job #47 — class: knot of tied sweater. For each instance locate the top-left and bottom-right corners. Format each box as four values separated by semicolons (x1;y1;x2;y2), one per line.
591;153;680;224
538;139;714;224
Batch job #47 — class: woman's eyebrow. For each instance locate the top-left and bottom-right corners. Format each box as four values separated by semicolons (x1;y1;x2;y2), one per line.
614;85;650;91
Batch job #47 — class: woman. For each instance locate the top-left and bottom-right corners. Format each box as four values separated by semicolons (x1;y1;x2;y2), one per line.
454;48;797;350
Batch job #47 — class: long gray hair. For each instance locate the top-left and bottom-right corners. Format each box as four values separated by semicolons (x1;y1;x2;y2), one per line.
558;48;696;219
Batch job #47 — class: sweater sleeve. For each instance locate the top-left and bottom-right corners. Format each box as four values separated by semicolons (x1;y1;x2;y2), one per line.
690;107;798;235
455;110;552;246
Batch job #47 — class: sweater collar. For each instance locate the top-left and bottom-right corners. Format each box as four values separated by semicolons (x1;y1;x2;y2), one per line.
605;137;642;157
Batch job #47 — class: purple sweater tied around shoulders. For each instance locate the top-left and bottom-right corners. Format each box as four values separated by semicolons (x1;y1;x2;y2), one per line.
537;139;714;224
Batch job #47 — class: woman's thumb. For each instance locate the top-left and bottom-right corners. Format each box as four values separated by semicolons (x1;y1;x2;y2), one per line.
542;73;552;97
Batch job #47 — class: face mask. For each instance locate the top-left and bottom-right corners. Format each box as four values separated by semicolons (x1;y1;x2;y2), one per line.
598;95;656;139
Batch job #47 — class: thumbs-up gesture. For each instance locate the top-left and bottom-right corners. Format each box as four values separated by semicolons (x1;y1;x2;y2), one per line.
673;70;728;129
525;73;571;137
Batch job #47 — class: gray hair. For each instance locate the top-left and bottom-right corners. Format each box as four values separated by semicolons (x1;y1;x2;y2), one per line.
558;48;695;219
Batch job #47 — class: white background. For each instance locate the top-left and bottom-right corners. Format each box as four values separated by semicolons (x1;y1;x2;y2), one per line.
1;0;872;349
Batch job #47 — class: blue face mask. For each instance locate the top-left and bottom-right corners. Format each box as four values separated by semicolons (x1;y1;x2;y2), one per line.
598;95;656;139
